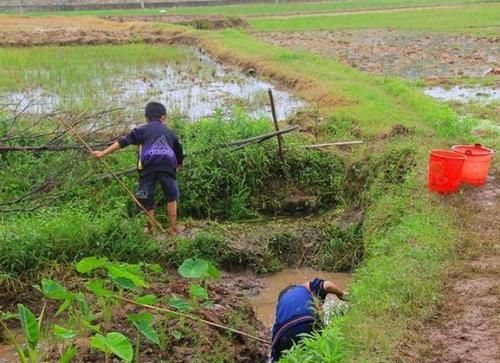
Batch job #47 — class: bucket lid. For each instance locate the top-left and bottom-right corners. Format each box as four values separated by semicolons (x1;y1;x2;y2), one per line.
430;150;466;159
452;144;494;157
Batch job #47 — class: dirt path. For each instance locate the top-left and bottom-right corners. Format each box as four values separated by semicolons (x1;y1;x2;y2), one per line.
419;170;500;363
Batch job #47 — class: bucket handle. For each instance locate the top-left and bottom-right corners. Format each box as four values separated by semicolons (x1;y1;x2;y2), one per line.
474;143;482;148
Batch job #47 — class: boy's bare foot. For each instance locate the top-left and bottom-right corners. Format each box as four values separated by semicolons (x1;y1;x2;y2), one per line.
169;227;177;236
143;226;154;235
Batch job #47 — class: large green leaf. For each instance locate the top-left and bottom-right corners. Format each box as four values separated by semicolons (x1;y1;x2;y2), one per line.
106;332;133;363
111;277;137;291
168;295;193;312
128;312;159;345
189;284;209;300
107;264;146;288
178;259;208;279
17;304;38;350
76;256;109;274
135;294;158;305
41;279;73;300
90;334;108;353
86;279;112;298
205;262;221;280
53;325;76;340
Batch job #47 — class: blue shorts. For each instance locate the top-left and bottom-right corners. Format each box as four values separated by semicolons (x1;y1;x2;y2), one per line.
136;171;179;210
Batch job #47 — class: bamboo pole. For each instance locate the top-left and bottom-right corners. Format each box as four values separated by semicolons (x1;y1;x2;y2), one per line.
300;141;364;149
267;89;284;162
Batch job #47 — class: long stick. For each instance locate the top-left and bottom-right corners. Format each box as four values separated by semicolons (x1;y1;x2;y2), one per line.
56;117;170;237
267;89;284;162
116;296;271;345
0;143;112;153
226;125;299;148
301;141;364;148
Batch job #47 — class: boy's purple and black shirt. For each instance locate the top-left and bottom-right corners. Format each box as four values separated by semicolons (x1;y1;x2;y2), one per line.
118;119;184;177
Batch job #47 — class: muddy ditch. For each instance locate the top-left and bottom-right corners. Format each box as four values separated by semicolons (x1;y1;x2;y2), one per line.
103;15;248;30
1;48;305;123
254;30;500;79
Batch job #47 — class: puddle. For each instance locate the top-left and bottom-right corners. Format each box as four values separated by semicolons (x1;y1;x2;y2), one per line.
0;50;305;123
247;268;351;328
423;86;500;103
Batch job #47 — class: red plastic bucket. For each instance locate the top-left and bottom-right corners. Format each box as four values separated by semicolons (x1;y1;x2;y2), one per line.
428;150;466;193
452;144;494;186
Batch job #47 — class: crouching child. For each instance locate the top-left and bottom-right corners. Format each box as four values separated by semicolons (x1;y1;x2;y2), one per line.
270;278;348;362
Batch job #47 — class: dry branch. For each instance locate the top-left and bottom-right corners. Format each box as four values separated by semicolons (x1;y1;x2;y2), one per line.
300;140;364;148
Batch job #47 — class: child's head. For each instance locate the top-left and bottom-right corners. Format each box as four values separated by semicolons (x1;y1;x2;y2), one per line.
145;102;167;121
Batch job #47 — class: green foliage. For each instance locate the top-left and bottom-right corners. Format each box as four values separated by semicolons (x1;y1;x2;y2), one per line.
250;3;500;36
168;295;193;312
90;332;134;362
53;325;77;340
178;258;220;280
189;284;209;300
18;304;39;351
128;312;160;345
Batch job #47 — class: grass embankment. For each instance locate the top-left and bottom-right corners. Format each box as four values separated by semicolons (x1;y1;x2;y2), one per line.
187;29;486;361
250;2;500;36
12;0;494;17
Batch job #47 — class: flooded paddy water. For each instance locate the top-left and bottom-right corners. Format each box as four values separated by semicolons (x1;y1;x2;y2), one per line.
0;48;305;123
423;86;500;103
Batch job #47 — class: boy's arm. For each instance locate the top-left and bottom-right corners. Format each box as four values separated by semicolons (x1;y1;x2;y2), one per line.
323;281;348;301
93;128;141;159
173;136;184;166
92;141;120;159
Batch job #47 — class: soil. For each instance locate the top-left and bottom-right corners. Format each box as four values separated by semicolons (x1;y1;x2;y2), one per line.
254;30;500;79
103;15;248;30
0;273;269;363
405;169;500;363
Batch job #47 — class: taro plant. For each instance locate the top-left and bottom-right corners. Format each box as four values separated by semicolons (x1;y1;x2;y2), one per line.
0;304;42;363
90;332;133;363
128;312;160;362
175;258;220;310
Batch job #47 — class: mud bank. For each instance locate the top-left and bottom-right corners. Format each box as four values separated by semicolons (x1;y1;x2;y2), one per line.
255;30;500;79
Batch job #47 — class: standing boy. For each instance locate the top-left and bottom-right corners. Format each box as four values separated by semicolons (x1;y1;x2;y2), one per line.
270;278;348;362
93;102;183;235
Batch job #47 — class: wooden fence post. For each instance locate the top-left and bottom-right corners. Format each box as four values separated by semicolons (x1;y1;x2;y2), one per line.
267;89;284;162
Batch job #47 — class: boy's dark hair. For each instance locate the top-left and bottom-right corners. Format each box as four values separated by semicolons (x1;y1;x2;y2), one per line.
145;102;167;120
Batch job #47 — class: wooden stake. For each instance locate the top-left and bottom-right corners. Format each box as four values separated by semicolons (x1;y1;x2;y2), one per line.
267;89;284;162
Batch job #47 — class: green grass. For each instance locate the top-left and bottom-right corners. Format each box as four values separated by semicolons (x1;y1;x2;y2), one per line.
0;44;187;110
249;2;500;36
7;0;494;17
201;29;470;138
282;168;457;362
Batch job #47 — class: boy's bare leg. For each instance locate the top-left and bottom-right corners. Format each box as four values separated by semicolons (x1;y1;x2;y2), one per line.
167;201;177;235
145;209;155;235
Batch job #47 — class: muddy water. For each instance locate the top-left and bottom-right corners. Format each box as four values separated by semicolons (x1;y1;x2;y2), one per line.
423;86;500;103
1;49;305;122
248;268;351;328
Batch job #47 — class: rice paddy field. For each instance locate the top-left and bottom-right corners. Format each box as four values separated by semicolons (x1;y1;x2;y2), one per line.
0;1;499;362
